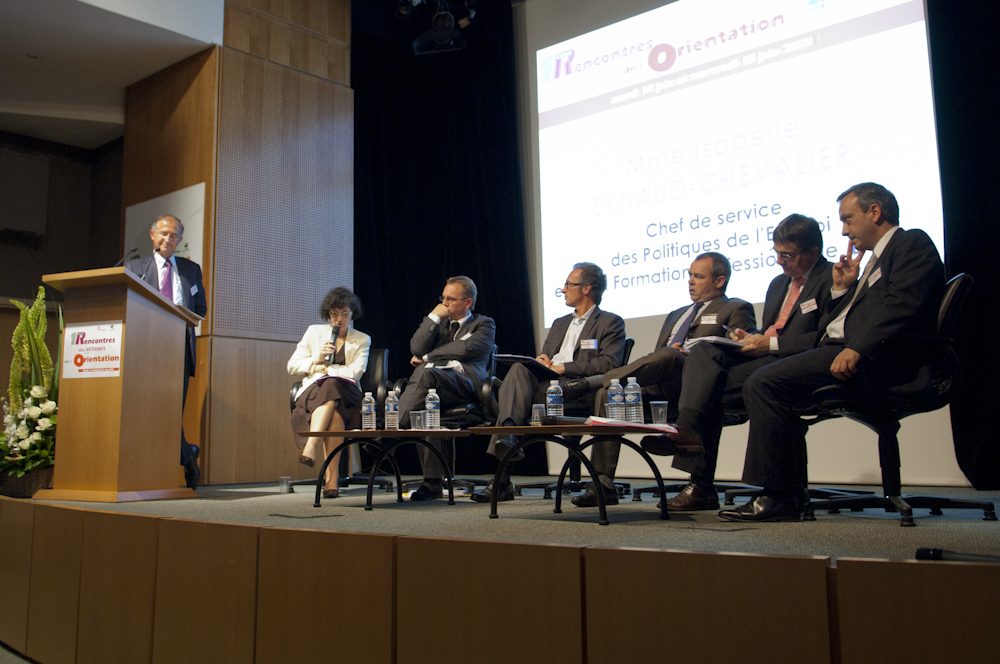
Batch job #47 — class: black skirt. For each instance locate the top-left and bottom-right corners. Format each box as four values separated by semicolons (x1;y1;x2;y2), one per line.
290;377;363;449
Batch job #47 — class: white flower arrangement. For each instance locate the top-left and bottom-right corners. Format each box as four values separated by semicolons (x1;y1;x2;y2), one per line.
1;387;58;479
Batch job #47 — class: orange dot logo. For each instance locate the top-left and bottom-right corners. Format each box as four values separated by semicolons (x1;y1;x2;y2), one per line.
74;354;85;367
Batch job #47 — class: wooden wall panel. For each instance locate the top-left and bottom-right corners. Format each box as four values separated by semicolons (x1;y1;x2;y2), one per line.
0;499;34;653
215;47;354;342
585;548;832;664
206;336;311;484
123;47;219;336
397;537;584;664
225;0;350;83
26;504;85;664
256;528;395;662
76;512;159;664
836;558;1000;663
152;519;259;663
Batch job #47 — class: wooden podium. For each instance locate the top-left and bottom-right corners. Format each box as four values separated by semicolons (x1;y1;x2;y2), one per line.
34;267;202;502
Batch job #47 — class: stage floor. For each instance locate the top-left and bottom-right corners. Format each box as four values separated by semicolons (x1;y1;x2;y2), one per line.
35;476;1000;562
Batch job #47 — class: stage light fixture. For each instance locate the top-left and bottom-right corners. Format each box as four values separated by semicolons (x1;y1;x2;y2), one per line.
411;0;477;55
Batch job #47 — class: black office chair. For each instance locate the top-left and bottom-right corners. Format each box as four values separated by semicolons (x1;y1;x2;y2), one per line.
288;347;394;491
394;345;500;493
515;337;636;498
802;273;996;526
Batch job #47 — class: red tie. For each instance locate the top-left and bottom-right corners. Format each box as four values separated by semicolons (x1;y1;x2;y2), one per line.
764;277;803;337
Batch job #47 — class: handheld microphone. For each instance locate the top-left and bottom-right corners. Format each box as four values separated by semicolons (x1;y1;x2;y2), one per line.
915;548;1000;564
115;246;139;267
324;325;341;364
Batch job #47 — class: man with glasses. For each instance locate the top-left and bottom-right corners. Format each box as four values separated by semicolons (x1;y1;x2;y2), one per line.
470;262;626;503
398;275;496;500
563;252;755;507
643;214;832;512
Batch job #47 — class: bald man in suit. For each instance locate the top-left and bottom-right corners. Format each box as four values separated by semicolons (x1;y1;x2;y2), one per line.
125;214;207;488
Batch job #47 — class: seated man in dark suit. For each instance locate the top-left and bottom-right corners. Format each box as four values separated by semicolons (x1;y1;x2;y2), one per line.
718;182;945;522
398;275;496;500
125;214;207;489
645;214;833;511
471;262;626;503
564;252;756;507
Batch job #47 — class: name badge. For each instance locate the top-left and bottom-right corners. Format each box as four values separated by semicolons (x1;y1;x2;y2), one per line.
190;285;199;296
580;338;598;350
799;298;818;314
460;332;473;341
868;267;882;287
700;314;718;325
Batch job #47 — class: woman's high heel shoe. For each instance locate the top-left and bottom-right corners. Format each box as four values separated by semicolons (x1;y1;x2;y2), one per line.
322;488;339;499
298;456;315;467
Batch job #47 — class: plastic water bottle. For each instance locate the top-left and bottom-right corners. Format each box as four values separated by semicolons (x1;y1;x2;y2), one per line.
606;378;626;421
424;388;441;429
624;376;643;423
361;392;376;430
384;392;399;430
545;380;564;418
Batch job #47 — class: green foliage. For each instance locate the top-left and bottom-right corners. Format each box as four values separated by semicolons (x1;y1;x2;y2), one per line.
2;287;59;479
8;286;54;411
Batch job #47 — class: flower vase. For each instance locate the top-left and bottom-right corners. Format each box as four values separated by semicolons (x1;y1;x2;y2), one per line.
0;466;54;498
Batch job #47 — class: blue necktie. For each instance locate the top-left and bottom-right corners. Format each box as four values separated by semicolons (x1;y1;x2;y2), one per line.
667;303;704;347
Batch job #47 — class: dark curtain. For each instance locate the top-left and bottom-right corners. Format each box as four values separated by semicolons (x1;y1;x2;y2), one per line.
352;0;541;473
928;0;1000;488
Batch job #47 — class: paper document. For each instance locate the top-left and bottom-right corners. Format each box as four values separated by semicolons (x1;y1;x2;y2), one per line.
682;335;743;351
585;416;677;434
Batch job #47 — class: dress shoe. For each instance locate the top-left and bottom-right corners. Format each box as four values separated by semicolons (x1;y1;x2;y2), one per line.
470;478;515;503
560;378;592;401
183;444;201;489
298;455;315;467
409;482;444;501
717;495;802;522
571;483;619;507
665;483;720;511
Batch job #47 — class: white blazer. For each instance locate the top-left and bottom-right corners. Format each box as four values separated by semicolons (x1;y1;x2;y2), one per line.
287;324;372;401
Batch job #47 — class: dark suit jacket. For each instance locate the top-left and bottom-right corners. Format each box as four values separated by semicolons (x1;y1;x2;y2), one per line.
819;228;944;359
539;307;626;378
410;313;497;384
126;254;207;377
760;257;834;357
653;295;756;349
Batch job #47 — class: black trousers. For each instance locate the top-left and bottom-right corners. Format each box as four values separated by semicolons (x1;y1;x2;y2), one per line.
673;342;779;485
398;365;477;480
741;343;846;492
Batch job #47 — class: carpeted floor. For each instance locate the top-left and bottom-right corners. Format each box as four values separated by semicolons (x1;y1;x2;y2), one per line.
37;476;1000;562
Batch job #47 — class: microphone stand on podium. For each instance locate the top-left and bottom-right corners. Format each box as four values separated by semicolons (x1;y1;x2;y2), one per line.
33;266;203;502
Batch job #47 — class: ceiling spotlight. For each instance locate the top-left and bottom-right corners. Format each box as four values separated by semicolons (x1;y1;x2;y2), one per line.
412;0;475;55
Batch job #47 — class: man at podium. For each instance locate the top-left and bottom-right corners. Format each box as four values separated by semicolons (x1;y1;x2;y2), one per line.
125;214;207;488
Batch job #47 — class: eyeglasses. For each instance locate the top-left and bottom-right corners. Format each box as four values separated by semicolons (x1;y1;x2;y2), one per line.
439;295;469;304
773;248;802;261
562;281;583;289
328;309;353;320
